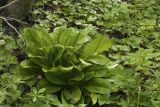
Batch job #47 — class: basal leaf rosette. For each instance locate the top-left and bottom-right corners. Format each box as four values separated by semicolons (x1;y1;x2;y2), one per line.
18;26;112;105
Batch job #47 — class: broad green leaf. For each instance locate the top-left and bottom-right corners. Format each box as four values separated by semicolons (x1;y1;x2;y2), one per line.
58;66;74;72
58;28;78;46
77;27;92;44
61;91;68;104
48;45;64;63
20;59;40;69
52;27;79;46
90;93;98;105
63;87;81;104
22;28;54;56
45;72;66;85
45;69;83;85
71;28;91;50
83;36;112;57
78;104;87;107
98;94;110;105
38;79;62;93
22;28;53;47
52;27;90;51
85;65;108;78
38;88;46;94
16;68;37;80
31;56;51;67
83;78;111;94
83;71;95;81
88;55;110;65
14;65;40;80
43;66;74;72
52;26;67;44
79;58;92;67
45;94;61;105
69;71;84;81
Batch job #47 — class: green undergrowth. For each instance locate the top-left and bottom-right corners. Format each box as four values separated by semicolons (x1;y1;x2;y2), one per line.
0;0;160;107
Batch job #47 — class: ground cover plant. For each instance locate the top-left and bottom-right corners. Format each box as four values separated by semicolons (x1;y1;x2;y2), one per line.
0;0;160;107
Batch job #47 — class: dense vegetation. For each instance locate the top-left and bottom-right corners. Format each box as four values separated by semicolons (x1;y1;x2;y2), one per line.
0;0;160;107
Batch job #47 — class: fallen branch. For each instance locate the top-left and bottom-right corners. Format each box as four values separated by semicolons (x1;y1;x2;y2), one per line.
5;17;28;25
0;0;20;10
0;16;25;48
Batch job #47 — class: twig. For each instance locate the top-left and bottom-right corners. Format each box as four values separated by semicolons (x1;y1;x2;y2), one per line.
0;16;25;48
0;0;20;10
6;17;28;25
0;15;28;25
1;17;21;37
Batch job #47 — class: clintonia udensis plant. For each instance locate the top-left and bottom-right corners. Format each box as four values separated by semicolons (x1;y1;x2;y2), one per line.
16;26;113;105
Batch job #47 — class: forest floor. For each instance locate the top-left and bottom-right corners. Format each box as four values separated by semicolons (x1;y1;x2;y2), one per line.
0;0;160;107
